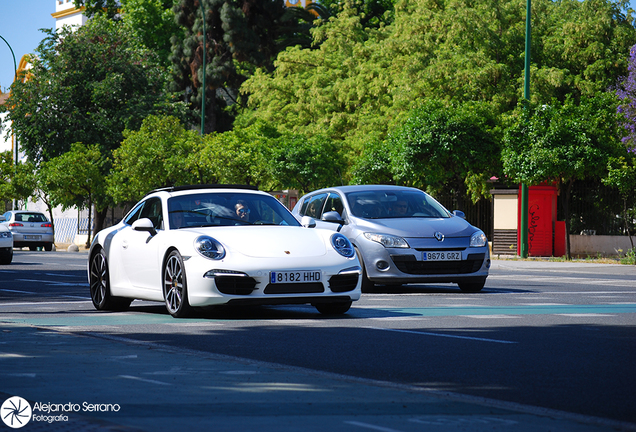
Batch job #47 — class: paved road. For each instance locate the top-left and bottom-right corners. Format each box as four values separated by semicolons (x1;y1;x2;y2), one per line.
1;251;635;431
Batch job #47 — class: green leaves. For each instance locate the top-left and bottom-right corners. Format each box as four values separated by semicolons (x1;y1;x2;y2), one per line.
6;15;174;164
502;94;623;186
109;115;201;203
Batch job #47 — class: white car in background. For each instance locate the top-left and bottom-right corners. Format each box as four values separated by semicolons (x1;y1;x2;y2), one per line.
0;216;13;264
88;185;361;318
1;211;55;251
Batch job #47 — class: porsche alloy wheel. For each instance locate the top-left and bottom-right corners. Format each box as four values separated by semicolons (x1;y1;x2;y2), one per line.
163;250;192;318
89;249;131;311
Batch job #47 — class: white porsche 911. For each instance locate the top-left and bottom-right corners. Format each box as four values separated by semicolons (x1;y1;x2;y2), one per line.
88;185;361;318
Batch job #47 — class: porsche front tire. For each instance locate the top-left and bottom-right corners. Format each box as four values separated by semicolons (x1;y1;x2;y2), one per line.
163;250;193;318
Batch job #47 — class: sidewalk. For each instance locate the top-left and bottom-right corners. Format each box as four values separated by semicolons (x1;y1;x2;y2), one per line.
2;321;633;432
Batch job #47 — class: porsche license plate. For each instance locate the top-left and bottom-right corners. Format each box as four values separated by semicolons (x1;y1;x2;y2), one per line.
24;235;41;240
270;271;322;284
422;252;461;261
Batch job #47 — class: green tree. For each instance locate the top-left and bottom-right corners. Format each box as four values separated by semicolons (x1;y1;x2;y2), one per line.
268;133;347;194
40;143;108;245
241;0;635;151
74;0;182;66
121;0;182;66
0;152;40;213
109;115;201;204
603;155;636;250
188;122;277;188
73;0;122;20
5;15;181;231
171;0;298;133
502;94;623;258
6;16;177;163
385;100;500;208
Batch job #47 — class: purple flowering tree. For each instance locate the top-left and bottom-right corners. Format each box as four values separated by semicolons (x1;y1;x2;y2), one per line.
616;45;636;154
613;48;636;253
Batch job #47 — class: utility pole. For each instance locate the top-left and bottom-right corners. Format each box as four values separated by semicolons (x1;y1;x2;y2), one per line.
520;0;531;258
0;34;19;210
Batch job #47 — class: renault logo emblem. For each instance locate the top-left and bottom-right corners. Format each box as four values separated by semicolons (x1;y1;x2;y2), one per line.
434;232;445;242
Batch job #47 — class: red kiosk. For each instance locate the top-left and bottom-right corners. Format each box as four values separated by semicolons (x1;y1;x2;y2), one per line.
516;184;566;257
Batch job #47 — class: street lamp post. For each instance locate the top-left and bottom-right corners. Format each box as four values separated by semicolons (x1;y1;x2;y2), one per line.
520;0;531;258
0;34;19;211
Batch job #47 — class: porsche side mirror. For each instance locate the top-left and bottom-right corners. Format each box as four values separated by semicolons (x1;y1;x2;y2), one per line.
132;218;157;236
300;216;316;228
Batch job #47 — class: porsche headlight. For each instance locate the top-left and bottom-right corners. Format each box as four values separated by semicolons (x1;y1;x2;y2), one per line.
470;230;488;248
331;233;355;258
0;232;11;239
364;232;409;248
195;236;225;260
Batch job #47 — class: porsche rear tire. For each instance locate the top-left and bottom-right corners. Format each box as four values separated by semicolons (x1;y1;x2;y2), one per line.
89;248;131;311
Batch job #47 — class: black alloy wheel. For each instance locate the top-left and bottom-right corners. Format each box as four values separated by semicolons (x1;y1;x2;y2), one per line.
89;248;131;311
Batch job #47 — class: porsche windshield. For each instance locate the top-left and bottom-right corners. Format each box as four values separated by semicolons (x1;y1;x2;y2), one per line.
346;190;451;219
167;192;300;229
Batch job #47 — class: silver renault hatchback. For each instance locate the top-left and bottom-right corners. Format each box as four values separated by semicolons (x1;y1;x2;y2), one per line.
1;211;55;251
292;185;490;292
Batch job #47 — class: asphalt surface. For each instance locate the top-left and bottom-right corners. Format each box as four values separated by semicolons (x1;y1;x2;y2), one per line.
0;251;635;431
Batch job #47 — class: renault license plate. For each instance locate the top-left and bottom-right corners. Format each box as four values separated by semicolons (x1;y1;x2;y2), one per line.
423;252;461;261
270;271;322;284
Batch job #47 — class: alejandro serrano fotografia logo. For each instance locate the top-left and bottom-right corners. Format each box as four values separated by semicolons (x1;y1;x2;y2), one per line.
1;397;32;429
1;396;121;428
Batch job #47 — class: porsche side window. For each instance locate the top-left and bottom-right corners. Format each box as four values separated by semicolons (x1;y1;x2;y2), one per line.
124;201;145;225
139;198;164;230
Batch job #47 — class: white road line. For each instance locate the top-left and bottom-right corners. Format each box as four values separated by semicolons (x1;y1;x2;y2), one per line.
0;289;36;294
0;301;92;306
345;421;405;432
118;375;171;386
15;279;88;287
364;326;517;344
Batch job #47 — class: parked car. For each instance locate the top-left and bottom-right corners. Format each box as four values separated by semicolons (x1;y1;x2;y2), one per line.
88;185;361;318
1;211;54;251
291;185;490;292
0;216;13;264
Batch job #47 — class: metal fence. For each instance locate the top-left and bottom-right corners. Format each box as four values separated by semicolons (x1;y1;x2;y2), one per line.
53;217;90;244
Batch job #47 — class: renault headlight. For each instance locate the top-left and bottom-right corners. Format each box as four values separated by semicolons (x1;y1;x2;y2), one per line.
331;233;355;258
195;236;226;260
470;231;488;248
364;233;409;248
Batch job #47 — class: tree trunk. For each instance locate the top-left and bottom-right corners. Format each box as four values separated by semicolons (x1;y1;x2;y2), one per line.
92;207;109;245
85;197;93;249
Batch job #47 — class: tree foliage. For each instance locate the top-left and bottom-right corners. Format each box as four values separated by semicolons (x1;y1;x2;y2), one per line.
40;143;109;244
109;115;201;204
502;94;624;256
352;100;500;206
5;15;178;164
170;0;302;133
73;0;122;20
268;134;347;194
240;0;636;150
